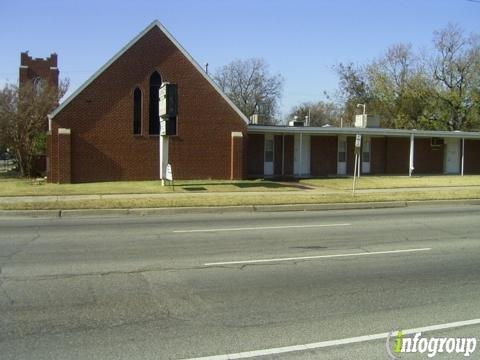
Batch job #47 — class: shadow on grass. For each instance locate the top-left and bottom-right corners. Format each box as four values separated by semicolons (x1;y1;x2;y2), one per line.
177;180;300;189
183;187;207;191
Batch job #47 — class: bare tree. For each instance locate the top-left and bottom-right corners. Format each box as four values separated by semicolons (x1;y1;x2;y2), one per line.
213;58;284;124
0;79;68;177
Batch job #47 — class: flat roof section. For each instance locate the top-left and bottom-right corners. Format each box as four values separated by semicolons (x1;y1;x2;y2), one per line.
247;125;480;139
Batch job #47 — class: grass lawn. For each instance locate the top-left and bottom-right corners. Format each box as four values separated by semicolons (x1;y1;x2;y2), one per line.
2;188;480;210
1;175;480;210
301;175;480;190
0;178;300;197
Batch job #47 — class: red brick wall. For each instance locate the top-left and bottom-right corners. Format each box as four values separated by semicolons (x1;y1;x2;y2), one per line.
385;137;409;174
57;131;71;184
46;132;53;181
413;138;444;174
230;133;243;180
246;134;264;177
274;135;283;176
370;137;386;174
347;136;356;175
310;136;337;176
19;52;59;89
284;135;294;176
50;26;246;183
464;139;480;174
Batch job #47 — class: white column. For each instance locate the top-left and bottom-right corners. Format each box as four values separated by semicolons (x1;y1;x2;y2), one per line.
461;138;465;176
409;133;414;177
299;132;303;177
160;135;169;185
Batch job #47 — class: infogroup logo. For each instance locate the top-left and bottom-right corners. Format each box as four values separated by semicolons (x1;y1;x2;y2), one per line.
386;330;477;358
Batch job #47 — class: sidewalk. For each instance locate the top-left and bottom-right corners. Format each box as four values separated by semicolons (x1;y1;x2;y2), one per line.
1;185;480;204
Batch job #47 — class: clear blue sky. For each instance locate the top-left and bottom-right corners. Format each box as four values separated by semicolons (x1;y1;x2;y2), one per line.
1;0;478;118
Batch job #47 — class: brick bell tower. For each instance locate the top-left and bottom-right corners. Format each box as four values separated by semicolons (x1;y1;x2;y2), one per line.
19;52;59;90
19;52;60;176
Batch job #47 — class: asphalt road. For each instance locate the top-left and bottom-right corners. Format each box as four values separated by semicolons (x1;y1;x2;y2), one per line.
1;205;479;359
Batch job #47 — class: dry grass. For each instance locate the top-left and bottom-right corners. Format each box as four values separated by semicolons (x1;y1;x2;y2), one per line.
301;175;480;190
2;188;480;210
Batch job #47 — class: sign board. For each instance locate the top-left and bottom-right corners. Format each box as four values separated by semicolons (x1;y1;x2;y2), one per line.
355;114;366;128
159;84;167;118
160;120;166;136
355;134;362;148
159;83;177;118
165;164;173;181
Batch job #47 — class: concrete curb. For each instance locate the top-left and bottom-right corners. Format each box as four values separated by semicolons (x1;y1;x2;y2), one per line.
1;199;480;219
0;209;61;218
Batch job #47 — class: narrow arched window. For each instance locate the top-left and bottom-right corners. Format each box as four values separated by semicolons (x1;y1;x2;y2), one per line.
33;77;45;95
133;88;142;135
149;71;162;135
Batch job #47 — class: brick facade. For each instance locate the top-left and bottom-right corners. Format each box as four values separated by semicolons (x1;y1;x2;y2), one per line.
230;132;244;180
48;23;247;183
370;137;386;174
464;140;480;174
385;137;410;174
283;135;294;176
46;21;480;183
246;134;264;177
19;52;59;89
413;138;444;174
310;136;337;176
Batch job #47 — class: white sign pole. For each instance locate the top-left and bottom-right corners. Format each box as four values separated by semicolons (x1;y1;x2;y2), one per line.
353;134;362;195
159;135;169;186
159;83;168;186
357;151;361;178
352;152;358;195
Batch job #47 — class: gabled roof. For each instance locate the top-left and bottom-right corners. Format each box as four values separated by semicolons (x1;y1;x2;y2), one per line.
49;20;249;124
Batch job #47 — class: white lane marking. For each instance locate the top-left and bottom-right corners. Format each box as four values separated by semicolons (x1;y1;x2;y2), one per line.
182;318;480;360
204;247;432;266
173;223;350;233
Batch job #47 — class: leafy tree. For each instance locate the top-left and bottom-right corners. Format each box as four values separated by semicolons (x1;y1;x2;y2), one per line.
366;44;434;129
332;24;480;131
430;24;480;130
0;79;68;177
213;58;284;124
333;62;372;126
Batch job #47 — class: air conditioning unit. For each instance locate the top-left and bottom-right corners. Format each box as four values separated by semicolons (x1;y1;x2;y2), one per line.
288;116;304;127
355;115;380;128
288;120;305;127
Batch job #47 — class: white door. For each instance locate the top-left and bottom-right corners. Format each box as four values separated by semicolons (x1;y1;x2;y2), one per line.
444;138;460;174
362;137;371;174
264;134;274;176
337;136;347;175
